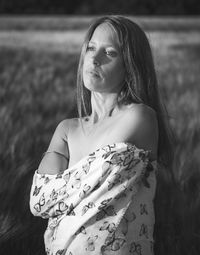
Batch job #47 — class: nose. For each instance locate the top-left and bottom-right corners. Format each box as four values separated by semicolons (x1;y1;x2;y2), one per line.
91;51;101;66
93;57;100;66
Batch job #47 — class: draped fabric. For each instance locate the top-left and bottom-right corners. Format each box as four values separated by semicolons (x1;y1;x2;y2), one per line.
29;142;157;255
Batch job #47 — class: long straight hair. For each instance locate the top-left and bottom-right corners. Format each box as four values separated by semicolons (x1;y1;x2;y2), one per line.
76;15;175;168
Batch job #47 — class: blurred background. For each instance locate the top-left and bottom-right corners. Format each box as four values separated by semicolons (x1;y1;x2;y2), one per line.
0;1;200;254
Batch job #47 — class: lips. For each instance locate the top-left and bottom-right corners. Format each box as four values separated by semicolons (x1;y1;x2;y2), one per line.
87;69;101;78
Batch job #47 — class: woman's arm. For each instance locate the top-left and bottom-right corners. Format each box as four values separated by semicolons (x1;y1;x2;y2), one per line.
122;104;158;161
38;119;69;175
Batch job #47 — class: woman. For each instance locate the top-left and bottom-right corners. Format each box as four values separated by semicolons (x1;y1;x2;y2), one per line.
30;15;174;255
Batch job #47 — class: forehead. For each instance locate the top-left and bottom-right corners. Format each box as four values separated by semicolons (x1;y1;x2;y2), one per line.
89;23;120;47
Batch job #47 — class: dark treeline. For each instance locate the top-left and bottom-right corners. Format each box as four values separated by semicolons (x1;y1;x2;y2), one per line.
0;0;200;15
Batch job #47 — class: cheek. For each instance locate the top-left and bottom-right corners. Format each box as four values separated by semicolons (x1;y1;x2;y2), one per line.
82;53;90;70
82;58;87;73
107;62;125;83
82;60;88;82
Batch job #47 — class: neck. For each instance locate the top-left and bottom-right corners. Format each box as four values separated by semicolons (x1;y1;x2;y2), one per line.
89;91;119;124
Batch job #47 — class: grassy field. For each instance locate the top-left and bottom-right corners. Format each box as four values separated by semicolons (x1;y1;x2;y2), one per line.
0;16;200;255
0;16;200;31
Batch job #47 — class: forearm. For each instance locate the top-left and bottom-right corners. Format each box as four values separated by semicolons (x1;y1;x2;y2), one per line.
38;152;68;175
37;120;70;175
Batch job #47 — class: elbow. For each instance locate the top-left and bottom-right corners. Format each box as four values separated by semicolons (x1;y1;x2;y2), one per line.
29;202;50;218
29;198;42;217
29;203;40;217
29;195;49;218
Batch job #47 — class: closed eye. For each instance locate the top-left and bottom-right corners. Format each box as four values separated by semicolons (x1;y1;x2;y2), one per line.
105;50;117;57
86;45;117;57
86;45;95;51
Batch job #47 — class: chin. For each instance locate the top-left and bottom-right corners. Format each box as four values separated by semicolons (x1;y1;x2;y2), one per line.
84;85;102;92
83;81;101;91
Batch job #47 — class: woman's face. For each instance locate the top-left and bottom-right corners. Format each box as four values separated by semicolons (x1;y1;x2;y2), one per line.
82;23;125;94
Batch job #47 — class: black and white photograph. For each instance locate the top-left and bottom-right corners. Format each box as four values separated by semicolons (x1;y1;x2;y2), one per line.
0;1;200;255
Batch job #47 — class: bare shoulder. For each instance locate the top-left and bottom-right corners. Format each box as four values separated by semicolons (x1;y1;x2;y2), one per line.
56;118;79;139
124;103;157;126
55;119;69;141
122;103;158;159
57;118;76;130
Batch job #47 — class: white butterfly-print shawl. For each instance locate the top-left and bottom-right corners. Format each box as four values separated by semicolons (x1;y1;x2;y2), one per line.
30;142;156;255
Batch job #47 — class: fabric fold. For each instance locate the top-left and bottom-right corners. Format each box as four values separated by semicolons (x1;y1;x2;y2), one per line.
30;142;156;255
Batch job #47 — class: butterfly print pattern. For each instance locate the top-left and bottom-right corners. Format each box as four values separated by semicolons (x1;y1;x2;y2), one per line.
33;193;45;212
121;210;136;236
141;162;154;188
63;172;71;184
79;184;91;199
33;185;42;196
101;232;126;252
82;202;95;215
71;171;82;189
108;173;122;190
102;144;116;159
30;142;156;255
140;203;148;215
82;156;96;174
50;189;59;202
44;177;50;184
67;203;76;216
99;221;116;233
86;235;98;251
55;249;65;255
58;185;69;197
139;224;149;239
96;204;117;221
129;241;142;255
75;225;87;235
55;200;69;215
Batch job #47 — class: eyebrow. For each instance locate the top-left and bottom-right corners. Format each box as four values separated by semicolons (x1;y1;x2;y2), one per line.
88;41;118;48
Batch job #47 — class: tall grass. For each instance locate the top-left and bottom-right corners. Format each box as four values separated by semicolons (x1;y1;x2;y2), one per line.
0;28;200;254
154;41;200;255
0;48;78;254
0;16;200;31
